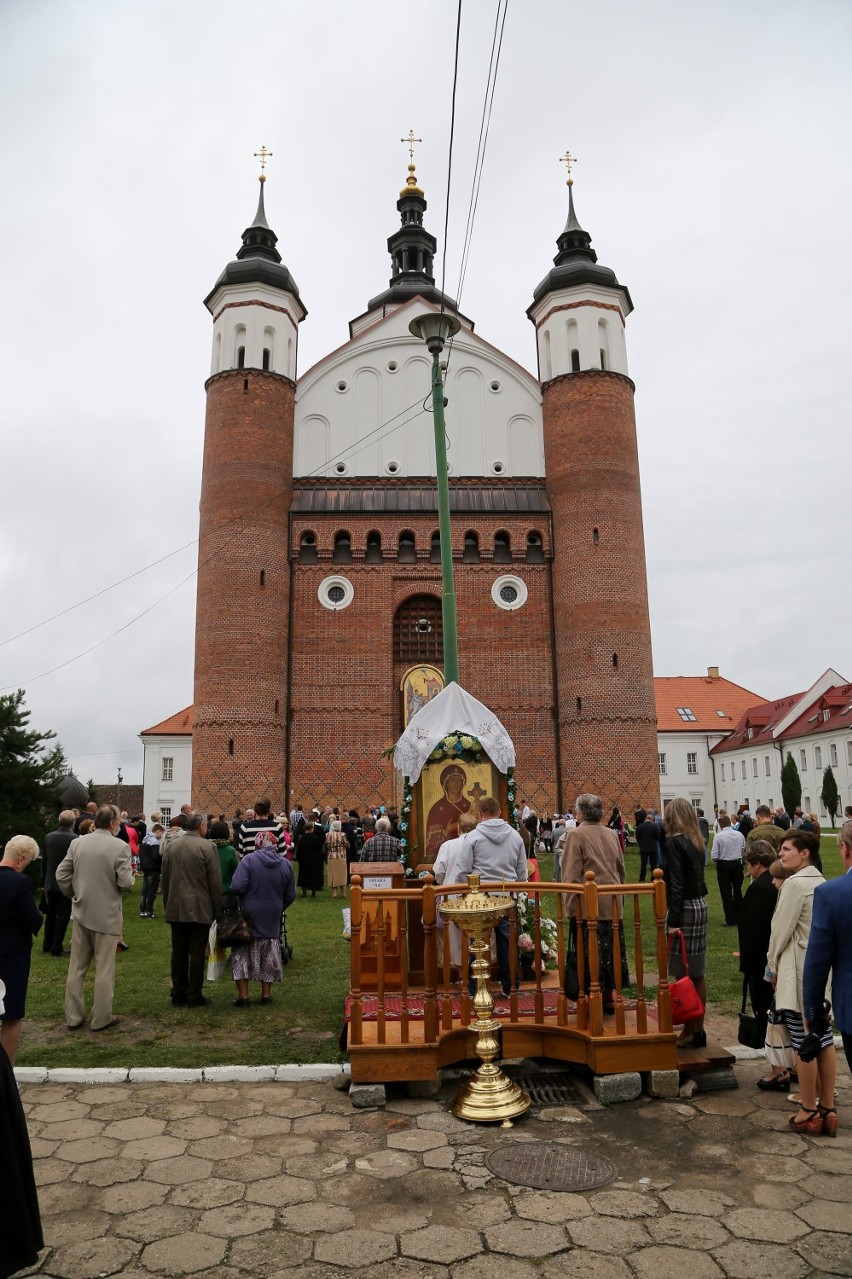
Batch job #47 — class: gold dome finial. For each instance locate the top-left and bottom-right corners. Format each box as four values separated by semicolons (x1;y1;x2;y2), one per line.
400;129;424;196
254;144;273;183
559;147;577;187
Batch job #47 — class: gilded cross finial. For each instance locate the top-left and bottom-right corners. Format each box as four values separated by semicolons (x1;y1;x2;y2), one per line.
254;145;273;182
559;148;577;186
401;129;422;164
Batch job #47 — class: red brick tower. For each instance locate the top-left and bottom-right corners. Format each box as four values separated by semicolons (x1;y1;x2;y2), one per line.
527;173;659;812
192;176;306;814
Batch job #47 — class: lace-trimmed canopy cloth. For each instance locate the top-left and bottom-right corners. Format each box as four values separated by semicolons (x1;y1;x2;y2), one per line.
393;682;515;783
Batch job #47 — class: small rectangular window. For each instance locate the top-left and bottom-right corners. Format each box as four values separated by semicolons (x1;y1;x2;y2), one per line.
800;749;807;771
814;746;822;770
752;757;758;778
658;753;667;776
599;348;607;370
822;708;830;722
741;760;747;780
764;755;771;776
687;752;698;775
830;743;838;767
847;740;852;766
676;707;697;722
160;805;171;823
161;756;173;782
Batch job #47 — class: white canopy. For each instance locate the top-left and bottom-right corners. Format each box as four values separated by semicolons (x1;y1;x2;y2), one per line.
393;681;515;783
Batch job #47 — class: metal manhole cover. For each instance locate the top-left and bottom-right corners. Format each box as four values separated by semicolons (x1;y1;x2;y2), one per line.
485;1141;618;1192
516;1071;587;1107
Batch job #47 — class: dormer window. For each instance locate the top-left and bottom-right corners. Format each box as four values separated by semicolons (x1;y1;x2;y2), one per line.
747;727;754;740
822;708;830;721
676;707;696;722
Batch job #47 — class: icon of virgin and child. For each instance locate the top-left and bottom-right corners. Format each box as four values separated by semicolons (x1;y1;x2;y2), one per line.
424;762;492;860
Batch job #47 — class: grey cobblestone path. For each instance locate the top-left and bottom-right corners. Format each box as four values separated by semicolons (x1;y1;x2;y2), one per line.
16;1058;852;1278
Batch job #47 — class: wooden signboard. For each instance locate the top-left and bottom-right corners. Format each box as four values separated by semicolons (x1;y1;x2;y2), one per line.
350;860;405;990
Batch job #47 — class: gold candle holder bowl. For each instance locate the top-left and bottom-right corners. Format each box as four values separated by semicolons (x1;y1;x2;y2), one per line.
438;874;531;1126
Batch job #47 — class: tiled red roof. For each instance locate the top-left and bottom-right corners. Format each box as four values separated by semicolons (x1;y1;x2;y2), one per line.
710;694;804;755
654;676;766;733
781;683;852;741
140;706;194;736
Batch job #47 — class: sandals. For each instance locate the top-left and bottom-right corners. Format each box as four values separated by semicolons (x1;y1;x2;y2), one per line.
757;1070;792;1092
789;1107;823;1135
819;1106;839;1138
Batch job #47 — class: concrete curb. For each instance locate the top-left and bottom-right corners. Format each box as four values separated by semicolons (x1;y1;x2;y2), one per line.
15;1064;351;1085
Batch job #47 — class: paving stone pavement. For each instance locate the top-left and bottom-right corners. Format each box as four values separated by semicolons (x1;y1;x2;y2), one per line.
15;1057;852;1278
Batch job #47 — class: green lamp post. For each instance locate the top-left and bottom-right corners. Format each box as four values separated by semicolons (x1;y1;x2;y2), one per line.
409;311;463;685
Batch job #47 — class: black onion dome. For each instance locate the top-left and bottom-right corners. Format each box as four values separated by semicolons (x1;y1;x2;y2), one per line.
529;183;632;314
204;178;304;311
58;774;89;808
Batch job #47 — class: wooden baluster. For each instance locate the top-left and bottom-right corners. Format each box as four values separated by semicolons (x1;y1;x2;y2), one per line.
633;894;647;1034
533;891;544;1022
575;899;588;1030
508;898;518;1020
611;894;625;1035
585;871;603;1035
349;876;363;1046
400;891;410;1045
653;868;673;1033
422;881;438;1043
556;891;567;1026
375;898;386;1044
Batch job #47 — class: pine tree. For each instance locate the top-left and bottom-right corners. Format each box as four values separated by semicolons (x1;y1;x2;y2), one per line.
87;777;99;802
0;690;66;848
821;766;840;829
781;752;802;819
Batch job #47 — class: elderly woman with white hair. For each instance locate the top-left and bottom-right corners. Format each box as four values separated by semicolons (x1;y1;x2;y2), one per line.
0;835;43;1064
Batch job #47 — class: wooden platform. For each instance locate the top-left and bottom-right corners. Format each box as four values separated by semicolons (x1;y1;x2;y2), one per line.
676;1037;737;1074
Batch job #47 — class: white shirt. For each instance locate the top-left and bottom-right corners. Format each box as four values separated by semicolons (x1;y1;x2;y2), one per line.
432;833;469;886
712;827;746;862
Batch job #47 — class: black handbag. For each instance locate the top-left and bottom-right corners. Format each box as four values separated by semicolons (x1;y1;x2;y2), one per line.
737;976;768;1050
563;919;580;1001
217;899;253;948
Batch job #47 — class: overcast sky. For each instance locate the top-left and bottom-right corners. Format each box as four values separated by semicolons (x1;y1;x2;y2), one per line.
1;0;850;786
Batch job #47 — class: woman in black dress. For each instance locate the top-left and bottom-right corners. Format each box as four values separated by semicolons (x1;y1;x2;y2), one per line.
0;836;43;1066
296;820;325;897
663;798;709;1048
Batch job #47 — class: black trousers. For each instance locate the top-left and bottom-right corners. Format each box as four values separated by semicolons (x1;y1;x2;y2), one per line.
715;860;744;924
843;1032;852;1076
140;872;160;915
42;889;72;955
745;966;773;1018
169;922;209;1004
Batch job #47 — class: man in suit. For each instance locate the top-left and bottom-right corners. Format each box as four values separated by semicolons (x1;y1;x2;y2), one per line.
803;820;852;1072
161;810;222;1007
42;810;76;955
56;804;133;1031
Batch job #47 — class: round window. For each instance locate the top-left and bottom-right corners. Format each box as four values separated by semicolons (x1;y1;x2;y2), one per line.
491;460;506;475
318;576;354;611
489;380;502;393
491;575;528;611
335;462;347;474
387;360;399;373
336;380;348;393
385;460;400;475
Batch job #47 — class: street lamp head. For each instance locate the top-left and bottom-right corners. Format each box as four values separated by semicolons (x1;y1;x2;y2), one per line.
409;311;461;355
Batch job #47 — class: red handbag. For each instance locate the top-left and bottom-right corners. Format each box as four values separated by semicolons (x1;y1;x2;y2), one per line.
667;930;705;1025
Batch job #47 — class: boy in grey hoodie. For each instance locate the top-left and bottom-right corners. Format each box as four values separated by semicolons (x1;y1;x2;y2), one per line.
454;797;527;996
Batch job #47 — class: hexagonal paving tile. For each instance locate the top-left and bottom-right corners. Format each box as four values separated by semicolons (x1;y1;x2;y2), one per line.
711;1240;811;1279
140;1232;226;1274
278;1202;356;1234
71;1156;145;1186
167;1178;245;1209
142;1155;213;1185
568;1216;651;1253
387;1128;448;1152
795;1200;852;1234
354;1149;419;1179
512;1189;592;1223
199;1202;276;1238
113;1205;197;1244
54;1136;122;1164
400;1225;483;1264
587;1189;659;1219
485;1219;567;1258
629;1246;725;1279
725;1206;809;1243
229;1231;312;1274
315;1228;397;1268
244;1175;316;1207
97;1181;169;1215
103;1117;167;1141
44;1237;139;1278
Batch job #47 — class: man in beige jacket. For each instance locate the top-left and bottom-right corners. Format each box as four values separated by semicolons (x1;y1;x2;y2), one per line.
56;804;133;1031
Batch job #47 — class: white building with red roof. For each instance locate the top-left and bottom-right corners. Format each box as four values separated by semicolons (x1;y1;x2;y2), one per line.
655;667;767;816
140;706;193;825
710;669;851;820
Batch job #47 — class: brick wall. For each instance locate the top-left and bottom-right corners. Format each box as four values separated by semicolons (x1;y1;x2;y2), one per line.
541;368;660;814
192;368;295;814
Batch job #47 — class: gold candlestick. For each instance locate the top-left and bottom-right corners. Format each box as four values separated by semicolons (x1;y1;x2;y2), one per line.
438;874;531;1126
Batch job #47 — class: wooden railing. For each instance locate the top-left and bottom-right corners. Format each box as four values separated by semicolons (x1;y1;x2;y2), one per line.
348;869;673;1060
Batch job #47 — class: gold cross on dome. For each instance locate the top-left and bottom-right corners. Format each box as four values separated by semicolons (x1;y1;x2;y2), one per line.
254;145;273;178
401;129;422;164
559;148;577;185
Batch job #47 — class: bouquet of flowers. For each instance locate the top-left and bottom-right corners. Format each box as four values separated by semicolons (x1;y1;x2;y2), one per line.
516;890;558;969
426;731;486;765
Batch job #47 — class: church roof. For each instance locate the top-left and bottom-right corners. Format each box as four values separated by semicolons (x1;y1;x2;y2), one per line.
204;177;304;313
291;479;550;515
140;706;194;736
529;181;632;314
365;161;459;316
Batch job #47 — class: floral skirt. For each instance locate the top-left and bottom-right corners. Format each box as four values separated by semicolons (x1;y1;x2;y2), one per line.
230;938;282;984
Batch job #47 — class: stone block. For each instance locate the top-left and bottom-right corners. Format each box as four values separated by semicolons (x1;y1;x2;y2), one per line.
643;1070;680;1098
593;1071;642;1104
331;1068;352;1090
202;1065;277;1083
48;1068;130;1084
349;1083;387;1109
128;1067;201;1083
693;1067;738;1093
679;1079;698;1099
14;1066;48;1084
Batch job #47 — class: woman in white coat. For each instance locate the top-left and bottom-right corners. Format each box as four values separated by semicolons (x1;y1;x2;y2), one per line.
767;830;837;1136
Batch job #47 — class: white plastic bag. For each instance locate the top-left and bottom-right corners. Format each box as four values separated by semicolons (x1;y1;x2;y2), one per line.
206;920;227;981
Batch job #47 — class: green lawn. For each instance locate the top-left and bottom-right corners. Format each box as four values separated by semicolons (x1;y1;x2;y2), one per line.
17;834;844;1067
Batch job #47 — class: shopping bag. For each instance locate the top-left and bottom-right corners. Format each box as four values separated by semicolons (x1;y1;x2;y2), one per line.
206;921;227;981
737;976;767;1049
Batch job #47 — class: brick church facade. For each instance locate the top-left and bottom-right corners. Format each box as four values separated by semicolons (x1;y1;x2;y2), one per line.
184;157;659;817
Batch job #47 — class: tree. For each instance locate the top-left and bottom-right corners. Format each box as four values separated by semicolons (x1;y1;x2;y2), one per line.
0;690;67;848
821;766;840;829
87;777;99;802
781;752;802;818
